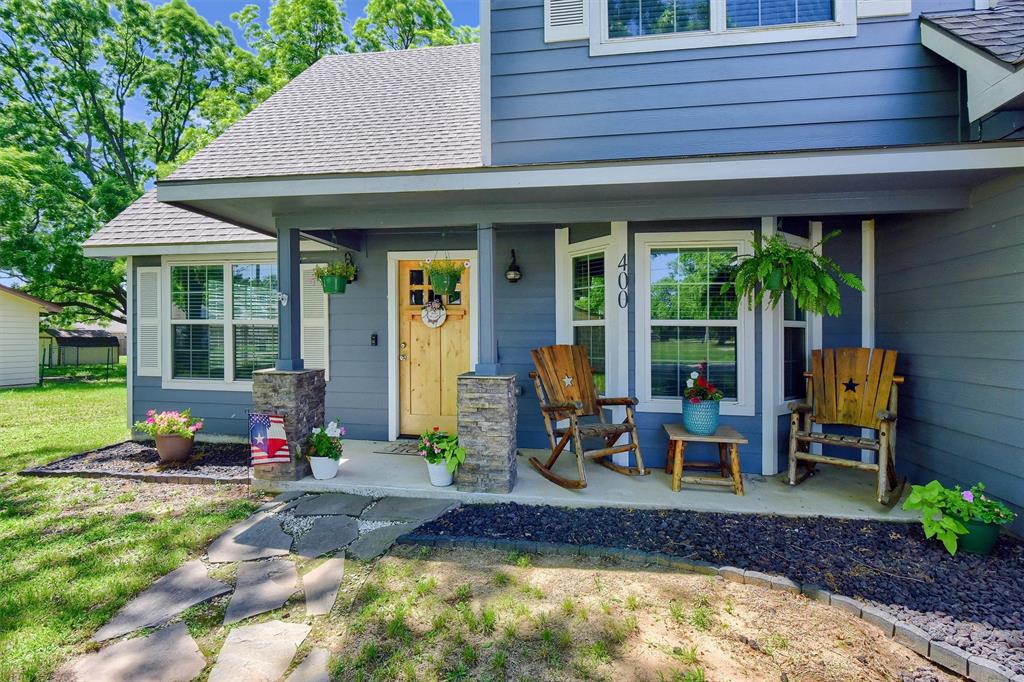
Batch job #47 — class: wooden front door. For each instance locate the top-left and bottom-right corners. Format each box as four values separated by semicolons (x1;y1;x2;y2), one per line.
398;260;471;435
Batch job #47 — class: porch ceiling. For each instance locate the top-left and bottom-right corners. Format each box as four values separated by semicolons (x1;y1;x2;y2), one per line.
157;142;1024;232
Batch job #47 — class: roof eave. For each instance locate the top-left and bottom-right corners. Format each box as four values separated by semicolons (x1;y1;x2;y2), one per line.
921;21;1024;122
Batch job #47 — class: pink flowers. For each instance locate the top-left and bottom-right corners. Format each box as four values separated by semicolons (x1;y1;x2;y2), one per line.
962;490;975;503
133;409;203;439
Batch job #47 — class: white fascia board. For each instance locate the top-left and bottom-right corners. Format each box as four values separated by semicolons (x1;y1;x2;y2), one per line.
83;239;336;258
921;22;1023;121
157;143;1024;204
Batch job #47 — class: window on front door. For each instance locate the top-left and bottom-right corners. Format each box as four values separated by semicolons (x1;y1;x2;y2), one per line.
571;252;607;394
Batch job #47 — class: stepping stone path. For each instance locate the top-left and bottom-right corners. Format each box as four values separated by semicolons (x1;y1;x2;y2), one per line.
224;558;299;624
286;647;331;682
69;624;205;682
361;496;457;523
208;620;311;682
82;495;454;681
291;492;372;517
207;512;293;563
348;522;419;561
93;560;231;641
293;515;360;559
303;556;346;617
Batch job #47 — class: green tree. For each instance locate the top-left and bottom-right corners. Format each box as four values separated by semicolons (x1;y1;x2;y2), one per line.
234;0;351;81
0;0;236;322
352;0;478;51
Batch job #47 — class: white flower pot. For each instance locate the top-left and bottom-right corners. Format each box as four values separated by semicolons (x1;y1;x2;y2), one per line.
309;456;340;480
426;460;453;487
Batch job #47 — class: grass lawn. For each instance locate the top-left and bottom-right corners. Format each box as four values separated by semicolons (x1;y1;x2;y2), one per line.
0;380;257;682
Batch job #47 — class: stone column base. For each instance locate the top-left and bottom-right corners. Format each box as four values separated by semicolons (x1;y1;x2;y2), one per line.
456;373;518;493
251;368;326;481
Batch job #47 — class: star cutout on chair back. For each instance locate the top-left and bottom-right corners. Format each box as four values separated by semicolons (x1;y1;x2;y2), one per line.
562;375;574;387
842;378;859;393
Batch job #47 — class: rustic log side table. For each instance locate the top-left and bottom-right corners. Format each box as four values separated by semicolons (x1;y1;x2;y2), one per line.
662;423;748;495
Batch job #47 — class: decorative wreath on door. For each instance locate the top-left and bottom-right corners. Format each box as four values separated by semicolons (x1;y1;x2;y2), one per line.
421;298;447;328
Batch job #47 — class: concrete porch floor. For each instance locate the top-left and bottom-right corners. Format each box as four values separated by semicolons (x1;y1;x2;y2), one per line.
253;440;916;522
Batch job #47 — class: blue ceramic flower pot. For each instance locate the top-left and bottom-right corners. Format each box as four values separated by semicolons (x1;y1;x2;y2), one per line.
683;399;720;436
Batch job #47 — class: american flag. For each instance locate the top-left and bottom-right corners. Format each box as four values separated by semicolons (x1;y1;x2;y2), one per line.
249;412;291;465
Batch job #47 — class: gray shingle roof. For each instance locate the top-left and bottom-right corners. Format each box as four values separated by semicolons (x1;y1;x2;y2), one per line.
923;0;1024;67
84;190;268;247
166;44;481;182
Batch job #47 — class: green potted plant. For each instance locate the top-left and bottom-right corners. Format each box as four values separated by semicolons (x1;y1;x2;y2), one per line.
134;409;203;463
683;364;723;436
314;259;358;295
727;231;863;317
422;259;467;297
903;480;1016;555
306;420;346;479
416;426;466;487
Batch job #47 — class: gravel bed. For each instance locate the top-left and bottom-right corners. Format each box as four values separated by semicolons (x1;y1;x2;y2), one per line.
22;440;250;482
415;503;1024;674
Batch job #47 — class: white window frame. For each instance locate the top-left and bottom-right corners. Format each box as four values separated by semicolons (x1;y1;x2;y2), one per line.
774;231;819;414
161;254;278;392
589;0;857;56
634;230;755;416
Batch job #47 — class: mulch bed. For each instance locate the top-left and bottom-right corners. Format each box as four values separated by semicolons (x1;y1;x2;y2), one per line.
414;503;1024;675
21;440;250;484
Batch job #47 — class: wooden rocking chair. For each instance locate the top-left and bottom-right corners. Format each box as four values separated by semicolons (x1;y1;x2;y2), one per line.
788;347;906;505
528;345;648;489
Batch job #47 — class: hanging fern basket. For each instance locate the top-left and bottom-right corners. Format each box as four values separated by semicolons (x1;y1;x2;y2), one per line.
320;275;348;294
430;272;459;296
765;268;784;291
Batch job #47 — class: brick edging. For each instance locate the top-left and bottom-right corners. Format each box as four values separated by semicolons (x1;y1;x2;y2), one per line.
19;467;248;486
398;533;1022;682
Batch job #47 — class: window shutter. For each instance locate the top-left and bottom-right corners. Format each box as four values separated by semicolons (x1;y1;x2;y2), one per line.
300;264;330;380
136;266;161;377
545;0;588;42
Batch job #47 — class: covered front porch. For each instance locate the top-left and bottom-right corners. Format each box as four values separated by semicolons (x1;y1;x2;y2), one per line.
254;439;917;523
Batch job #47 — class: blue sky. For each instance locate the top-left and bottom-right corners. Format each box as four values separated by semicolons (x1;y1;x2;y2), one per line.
177;0;480;40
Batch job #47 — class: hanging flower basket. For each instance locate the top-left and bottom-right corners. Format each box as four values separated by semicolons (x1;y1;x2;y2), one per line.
423;259;467;296
314;258;358;295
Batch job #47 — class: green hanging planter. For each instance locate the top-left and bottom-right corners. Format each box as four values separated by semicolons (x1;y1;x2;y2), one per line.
765;268;784;291
320;275;348;294
430;272;459;296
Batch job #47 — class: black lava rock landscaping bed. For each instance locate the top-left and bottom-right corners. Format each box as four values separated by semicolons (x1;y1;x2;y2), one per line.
21;440;250;483
410;503;1024;676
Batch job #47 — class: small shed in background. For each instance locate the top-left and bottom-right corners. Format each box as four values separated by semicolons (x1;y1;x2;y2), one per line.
40;328;121;367
0;284;62;387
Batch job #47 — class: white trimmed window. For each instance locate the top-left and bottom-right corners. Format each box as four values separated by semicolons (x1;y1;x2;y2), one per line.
781;291;809;401
635;231;755;415
590;0;856;54
571;251;608;393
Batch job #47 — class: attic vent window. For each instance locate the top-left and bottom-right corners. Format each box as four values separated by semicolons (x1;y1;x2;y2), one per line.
550;0;585;25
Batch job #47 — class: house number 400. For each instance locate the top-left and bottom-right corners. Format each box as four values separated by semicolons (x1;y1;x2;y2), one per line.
617;254;629;309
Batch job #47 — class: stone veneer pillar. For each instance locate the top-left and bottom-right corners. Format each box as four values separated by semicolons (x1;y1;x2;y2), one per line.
455;373;518;493
251;368;325;481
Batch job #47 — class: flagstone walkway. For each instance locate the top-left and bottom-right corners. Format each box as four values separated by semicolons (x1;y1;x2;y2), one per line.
62;494;456;682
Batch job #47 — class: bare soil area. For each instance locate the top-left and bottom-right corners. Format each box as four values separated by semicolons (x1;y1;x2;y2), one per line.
293;545;954;681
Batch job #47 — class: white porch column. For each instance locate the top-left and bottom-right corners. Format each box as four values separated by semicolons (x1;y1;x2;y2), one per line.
861;218;877;463
760;217;780;475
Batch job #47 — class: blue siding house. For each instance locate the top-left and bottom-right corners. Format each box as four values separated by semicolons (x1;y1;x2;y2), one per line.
85;0;1024;530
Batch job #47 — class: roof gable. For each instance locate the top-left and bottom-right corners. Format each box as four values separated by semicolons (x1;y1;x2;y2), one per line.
0;284;62;313
922;1;1024;67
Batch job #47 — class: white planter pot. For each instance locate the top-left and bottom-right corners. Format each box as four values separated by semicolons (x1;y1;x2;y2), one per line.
426;460;454;487
309;456;340;480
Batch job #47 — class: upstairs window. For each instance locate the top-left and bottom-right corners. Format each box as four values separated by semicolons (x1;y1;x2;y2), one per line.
609;0;834;39
594;0;853;55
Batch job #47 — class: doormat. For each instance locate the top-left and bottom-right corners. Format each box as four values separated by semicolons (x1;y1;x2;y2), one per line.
373;441;421;456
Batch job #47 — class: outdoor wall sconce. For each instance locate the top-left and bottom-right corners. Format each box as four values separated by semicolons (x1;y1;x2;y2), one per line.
505;250;522;283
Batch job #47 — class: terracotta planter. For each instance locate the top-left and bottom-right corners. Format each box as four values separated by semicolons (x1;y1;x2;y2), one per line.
155;434;194;463
320;275;347;294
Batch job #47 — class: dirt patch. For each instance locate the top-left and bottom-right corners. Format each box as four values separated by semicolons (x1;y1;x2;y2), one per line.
55;477;255;518
297;546;953;681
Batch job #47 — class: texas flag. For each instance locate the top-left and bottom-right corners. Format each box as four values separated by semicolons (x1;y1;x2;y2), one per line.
249;412;291;465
